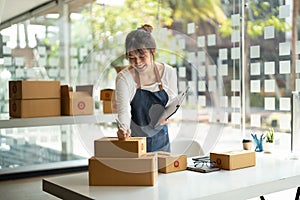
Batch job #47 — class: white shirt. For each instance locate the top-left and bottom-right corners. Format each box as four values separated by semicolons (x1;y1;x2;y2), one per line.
115;63;178;128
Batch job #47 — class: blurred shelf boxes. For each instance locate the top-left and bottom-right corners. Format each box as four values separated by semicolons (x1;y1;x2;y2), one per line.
100;89;117;114
9;80;60;100
9;80;61;118
61;85;94;116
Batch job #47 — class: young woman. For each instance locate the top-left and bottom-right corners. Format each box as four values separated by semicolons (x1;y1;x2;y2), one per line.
115;24;178;152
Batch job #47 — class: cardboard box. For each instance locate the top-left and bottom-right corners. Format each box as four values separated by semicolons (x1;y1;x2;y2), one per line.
89;155;157;186
157;151;187;173
100;89;115;101
9;99;61;118
61;85;94;116
94;137;146;158
9;80;60;100
103;100;117;113
210;150;256;170
100;89;117;114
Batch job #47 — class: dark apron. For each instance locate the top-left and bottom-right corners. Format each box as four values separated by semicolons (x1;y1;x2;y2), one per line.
130;65;170;152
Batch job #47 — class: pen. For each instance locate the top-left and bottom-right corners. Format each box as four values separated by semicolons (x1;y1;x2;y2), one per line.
115;118;127;131
116;118;131;139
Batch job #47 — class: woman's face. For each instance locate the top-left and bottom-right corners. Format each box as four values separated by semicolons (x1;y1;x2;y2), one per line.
127;49;153;72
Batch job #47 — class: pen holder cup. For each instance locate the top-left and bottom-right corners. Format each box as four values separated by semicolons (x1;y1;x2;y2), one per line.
242;139;252;150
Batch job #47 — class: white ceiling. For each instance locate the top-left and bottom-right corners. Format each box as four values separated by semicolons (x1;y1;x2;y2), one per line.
0;0;94;29
0;0;53;24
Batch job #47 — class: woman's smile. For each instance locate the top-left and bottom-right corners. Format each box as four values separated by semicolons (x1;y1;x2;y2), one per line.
135;64;147;71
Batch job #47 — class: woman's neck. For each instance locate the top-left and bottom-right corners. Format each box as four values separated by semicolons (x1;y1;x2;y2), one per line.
131;62;159;87
138;63;157;85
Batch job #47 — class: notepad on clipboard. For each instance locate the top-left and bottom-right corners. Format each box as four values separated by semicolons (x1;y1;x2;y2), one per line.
164;87;189;120
153;87;189;127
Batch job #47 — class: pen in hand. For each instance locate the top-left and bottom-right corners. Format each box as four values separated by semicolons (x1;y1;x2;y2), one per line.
115;118;126;129
115;119;130;140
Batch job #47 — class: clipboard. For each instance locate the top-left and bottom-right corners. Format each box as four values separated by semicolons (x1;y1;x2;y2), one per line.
153;87;189;127
164;87;189;120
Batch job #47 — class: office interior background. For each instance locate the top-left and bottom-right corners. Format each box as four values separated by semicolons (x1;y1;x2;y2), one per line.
0;0;300;179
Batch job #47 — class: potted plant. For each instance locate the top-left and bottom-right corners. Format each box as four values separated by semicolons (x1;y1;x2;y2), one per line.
264;128;275;153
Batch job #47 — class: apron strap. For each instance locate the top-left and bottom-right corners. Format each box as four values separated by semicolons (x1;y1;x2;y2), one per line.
154;64;163;90
134;64;163;90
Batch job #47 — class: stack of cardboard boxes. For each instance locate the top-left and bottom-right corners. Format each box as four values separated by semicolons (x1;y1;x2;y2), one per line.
8;80;94;118
100;89;117;114
89;137;157;186
99;65;128;114
89;137;188;186
9;80;61;118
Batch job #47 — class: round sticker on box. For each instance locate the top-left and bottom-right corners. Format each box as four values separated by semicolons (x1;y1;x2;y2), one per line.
12;84;17;94
216;158;222;165
12;102;17;112
174;160;179;168
78;101;86;110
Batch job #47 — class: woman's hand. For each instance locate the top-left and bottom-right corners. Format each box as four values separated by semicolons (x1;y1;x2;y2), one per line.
159;118;169;126
117;124;131;140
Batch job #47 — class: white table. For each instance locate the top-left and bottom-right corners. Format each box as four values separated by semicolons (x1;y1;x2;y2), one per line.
42;153;300;200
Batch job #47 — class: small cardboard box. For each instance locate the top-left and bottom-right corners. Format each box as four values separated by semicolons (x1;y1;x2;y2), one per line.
157;151;187;173
89;154;157;186
9;80;60;100
94;137;147;158
100;89;117;113
210;150;256;170
61;85;94;116
103;100;117;113
9;99;61;118
100;89;115;101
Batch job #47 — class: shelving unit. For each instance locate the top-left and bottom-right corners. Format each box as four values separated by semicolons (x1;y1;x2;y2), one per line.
0;113;117;129
0;113;117;180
